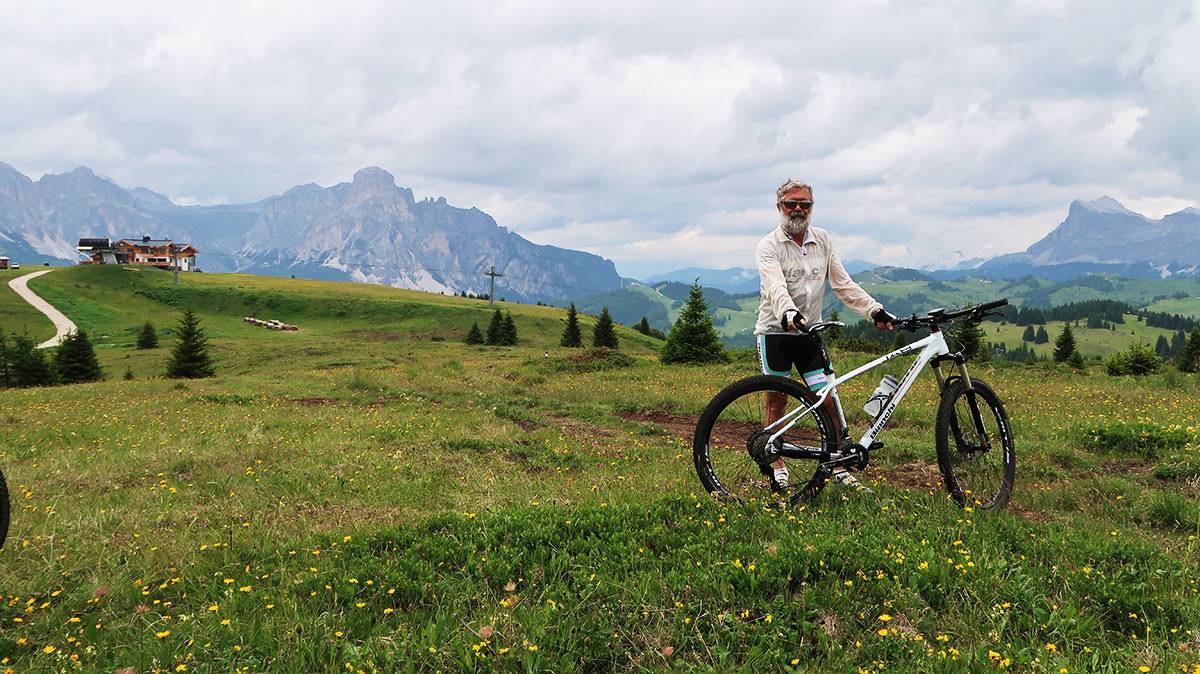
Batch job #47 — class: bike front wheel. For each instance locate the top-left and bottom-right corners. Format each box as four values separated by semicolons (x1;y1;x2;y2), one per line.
935;378;1015;510
693;375;837;506
0;469;9;550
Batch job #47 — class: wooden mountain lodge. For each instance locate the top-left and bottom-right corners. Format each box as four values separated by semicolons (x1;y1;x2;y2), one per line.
76;236;199;271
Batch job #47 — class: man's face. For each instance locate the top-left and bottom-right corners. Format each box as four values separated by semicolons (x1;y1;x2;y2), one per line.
778;187;813;235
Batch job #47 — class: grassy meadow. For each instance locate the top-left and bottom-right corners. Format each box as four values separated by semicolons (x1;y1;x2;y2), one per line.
1;265;1199;672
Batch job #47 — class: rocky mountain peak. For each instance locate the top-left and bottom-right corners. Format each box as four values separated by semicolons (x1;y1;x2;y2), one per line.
352;166;396;188
1071;196;1134;215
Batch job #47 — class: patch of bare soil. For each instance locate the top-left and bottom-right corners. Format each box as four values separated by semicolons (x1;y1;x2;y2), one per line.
616;411;698;441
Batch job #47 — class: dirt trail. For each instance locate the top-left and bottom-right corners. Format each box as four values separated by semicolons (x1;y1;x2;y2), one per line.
7;269;77;348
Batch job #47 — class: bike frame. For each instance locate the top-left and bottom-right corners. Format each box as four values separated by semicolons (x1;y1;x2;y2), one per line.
766;329;954;455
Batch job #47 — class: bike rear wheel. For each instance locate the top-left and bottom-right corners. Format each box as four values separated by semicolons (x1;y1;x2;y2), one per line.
0;469;9;550
935;377;1015;510
693;375;837;506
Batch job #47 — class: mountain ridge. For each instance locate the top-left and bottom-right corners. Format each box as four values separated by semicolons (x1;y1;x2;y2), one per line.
0;163;623;303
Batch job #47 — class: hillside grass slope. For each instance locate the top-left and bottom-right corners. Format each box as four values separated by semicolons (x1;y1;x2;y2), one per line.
1;266;1199;672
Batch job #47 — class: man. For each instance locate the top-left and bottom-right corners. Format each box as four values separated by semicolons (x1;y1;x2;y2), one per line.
755;178;895;491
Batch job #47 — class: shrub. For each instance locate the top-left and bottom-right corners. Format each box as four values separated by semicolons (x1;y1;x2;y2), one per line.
1104;342;1160;376
1144;491;1200;531
1153;453;1200;481
1076;421;1194;459
543;347;634;373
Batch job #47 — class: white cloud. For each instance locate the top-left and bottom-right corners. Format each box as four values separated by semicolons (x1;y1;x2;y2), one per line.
1;0;1197;275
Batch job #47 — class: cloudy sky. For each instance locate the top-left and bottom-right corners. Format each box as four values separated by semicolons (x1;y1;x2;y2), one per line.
2;1;1197;277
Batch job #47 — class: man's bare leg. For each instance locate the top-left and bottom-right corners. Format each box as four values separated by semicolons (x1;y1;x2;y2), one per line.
765;389;844;470
765;391;788;472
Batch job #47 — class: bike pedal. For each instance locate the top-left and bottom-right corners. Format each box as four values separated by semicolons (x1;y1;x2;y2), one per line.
868;441;884;451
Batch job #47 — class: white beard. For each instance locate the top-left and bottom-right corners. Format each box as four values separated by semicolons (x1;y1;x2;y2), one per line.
780;210;810;237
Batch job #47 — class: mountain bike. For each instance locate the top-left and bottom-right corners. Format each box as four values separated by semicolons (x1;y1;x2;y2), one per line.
1;468;9;549
693;299;1015;510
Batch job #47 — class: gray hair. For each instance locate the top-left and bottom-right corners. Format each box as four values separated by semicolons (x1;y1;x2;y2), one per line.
776;179;813;203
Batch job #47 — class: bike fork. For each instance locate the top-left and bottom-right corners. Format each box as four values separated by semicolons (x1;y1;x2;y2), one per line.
933;357;991;451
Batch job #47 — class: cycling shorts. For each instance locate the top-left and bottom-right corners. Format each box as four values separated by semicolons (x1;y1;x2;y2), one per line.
756;333;833;391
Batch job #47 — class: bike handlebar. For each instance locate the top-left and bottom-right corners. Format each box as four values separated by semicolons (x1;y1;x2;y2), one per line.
896;297;1009;331
780;298;1008;336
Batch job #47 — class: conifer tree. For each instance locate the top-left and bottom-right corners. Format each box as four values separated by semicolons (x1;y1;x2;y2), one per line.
1155;334;1171;360
485;308;504;345
660;282;728;364
592;307;619;349
560;303;582;347
166;309;215;379
1053;323;1077;363
0;329;11;388
501;312;518;345
464;321;484;345
55;330;104;384
137;321;159;349
1034;325;1049;344
826;309;843;343
1021;324;1036;342
1172;330;1187;359
950;312;988;361
636;316;652;336
7;334;56;387
1179;328;1200;374
1067;350;1085;370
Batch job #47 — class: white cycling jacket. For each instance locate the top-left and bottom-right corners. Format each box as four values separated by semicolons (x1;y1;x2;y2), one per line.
754;225;883;335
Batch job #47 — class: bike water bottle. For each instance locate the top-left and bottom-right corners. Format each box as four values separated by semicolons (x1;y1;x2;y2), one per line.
863;374;899;418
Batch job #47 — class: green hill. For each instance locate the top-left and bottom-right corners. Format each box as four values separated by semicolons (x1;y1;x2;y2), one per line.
582;273;1200;351
8;266;662;377
2;265;1200;672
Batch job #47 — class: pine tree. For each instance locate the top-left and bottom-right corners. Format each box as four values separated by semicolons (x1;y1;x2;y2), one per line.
1053;323;1077;363
501;312;518;345
660;282;728;364
485;308;504;345
55;330;104;384
166;309;216;379
0;329;11;388
950;311;988;361
1171;330;1187;359
592;307;619;349
636;317;652;336
136;321;159;349
464;321;484;345
1034;326;1049;344
7;334;56;387
1067;350;1085;369
1021;325;1036;342
826;309;843;343
1179;328;1200;374
1155;334;1171;360
560;303;582;347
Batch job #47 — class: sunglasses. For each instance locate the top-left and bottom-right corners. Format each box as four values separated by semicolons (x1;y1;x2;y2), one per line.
780;200;813;210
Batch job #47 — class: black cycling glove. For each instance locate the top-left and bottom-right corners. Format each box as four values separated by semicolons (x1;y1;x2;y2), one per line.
781;310;803;331
872;308;897;325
